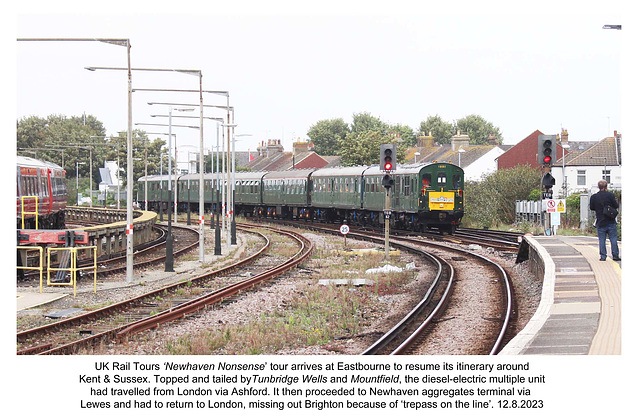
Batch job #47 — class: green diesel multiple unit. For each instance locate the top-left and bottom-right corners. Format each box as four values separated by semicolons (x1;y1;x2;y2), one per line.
138;162;464;232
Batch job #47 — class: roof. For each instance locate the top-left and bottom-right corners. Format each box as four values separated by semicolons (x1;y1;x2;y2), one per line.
408;144;504;168
560;137;621;167
17;156;64;170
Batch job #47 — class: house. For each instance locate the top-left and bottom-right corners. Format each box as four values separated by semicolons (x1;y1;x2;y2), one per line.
496;129;566;170
407;132;510;181
551;131;621;196
244;139;338;171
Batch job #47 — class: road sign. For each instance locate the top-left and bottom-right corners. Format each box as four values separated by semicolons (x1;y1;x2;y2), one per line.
556;199;566;213
340;224;350;235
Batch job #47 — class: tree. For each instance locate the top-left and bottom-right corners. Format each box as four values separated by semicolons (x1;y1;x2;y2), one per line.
306;118;349;156
418;115;455;144
350;112;387;134
338;130;406;167
388;123;416;148
480;166;540;223
17;114;107;193
455;114;503;144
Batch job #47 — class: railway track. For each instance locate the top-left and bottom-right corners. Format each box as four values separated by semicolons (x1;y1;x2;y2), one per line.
16;223;312;355
18;223;199;282
258;219;514;355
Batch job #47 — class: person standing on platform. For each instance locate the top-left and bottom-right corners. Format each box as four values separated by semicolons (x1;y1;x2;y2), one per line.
589;179;620;261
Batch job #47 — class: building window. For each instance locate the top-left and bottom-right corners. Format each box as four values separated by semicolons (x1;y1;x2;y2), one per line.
577;170;586;186
602;170;611;183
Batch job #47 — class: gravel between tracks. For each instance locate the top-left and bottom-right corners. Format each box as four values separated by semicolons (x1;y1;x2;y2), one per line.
17;226;541;355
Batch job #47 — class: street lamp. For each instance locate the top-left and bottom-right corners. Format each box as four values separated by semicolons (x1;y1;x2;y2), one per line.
146;99;233;251
76;161;85;205
85;67;210;264
228;132;252;245
152;106;192;272
458;148;466;167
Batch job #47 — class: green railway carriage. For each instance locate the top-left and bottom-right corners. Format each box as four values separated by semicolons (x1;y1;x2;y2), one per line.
261;169;314;219
234;171;267;216
138;175;171;209
138;161;463;232
310;166;368;221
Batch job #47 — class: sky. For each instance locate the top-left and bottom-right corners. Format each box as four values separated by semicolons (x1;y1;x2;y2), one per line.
11;0;632;162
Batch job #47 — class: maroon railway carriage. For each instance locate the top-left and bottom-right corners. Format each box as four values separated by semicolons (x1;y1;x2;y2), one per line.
17;156;67;229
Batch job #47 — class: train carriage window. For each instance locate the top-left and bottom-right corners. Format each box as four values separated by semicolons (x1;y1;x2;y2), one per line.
453;174;461;189
403;176;410;196
437;173;446;185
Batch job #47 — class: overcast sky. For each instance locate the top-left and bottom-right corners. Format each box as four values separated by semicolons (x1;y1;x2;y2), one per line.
12;1;632;157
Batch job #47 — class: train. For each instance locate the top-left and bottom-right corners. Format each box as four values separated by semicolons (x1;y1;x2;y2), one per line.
138;162;464;233
17;156;68;229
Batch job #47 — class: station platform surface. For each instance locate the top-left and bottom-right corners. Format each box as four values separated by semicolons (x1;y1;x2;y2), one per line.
500;235;621;355
17;291;67;311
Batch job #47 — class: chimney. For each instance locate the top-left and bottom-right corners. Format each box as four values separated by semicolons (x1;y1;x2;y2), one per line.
417;131;434;148
266;139;284;156
293;139;309;158
450;131;470;151
487;134;496;145
561;128;569;145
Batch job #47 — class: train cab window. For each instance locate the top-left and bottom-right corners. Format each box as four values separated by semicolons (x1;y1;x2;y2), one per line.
453;174;461;189
421;174;431;195
437;173;446;185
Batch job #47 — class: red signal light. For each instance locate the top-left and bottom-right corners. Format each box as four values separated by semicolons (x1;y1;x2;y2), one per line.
384;162;392;171
543;156;551;164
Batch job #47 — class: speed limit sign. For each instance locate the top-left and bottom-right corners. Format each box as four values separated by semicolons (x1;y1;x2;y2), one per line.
340;224;350;235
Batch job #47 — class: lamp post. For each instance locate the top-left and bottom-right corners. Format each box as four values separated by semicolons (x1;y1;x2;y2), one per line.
86;66;211;263
226;130;252;245
145;99;232;250
76;161;85;205
19;38;134;282
458;148;466;167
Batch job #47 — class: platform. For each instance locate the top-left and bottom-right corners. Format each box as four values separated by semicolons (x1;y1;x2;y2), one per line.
500;235;621;355
17;291;67;311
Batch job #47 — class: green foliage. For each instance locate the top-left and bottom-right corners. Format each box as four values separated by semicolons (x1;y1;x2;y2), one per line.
528;189;541;201
17;115;169;199
350;112;387;134
464;166;540;226
338;131;405;167
455;114;504;144
418;115;455;144
419;114;503;145
306;118;349;156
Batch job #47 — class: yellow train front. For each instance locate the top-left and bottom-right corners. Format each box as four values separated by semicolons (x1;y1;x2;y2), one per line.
310;162;464;233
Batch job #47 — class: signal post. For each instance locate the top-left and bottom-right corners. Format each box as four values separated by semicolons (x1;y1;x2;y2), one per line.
538;134;558;235
380;144;396;259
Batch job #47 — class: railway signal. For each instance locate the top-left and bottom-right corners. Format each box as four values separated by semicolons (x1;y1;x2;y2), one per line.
380;144;397;171
382;174;394;189
538;134;557;166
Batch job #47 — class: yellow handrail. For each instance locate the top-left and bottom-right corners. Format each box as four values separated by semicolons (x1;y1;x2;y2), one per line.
21;196;39;229
47;246;98;296
17;246;43;293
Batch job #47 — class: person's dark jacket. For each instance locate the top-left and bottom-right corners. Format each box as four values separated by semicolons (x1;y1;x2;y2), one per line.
590;190;619;228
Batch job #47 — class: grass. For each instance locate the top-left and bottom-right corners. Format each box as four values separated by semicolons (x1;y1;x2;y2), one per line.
161;235;417;355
